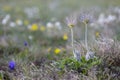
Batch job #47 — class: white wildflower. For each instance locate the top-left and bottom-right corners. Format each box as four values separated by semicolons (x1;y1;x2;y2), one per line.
2;14;10;25
16;19;23;26
46;22;54;28
9;22;16;27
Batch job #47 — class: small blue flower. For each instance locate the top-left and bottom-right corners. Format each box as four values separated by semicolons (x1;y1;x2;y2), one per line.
24;41;28;46
9;61;15;70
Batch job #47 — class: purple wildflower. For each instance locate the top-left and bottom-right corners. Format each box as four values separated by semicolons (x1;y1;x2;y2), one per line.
79;12;94;24
9;61;15;70
24;41;28;46
66;15;77;28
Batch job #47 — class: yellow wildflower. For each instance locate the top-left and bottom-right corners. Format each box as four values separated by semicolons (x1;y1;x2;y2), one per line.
40;26;46;31
63;33;68;40
95;32;100;38
54;48;61;54
30;24;38;31
24;20;29;25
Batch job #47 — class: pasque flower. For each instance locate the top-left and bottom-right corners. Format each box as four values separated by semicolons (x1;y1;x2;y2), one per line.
66;15;81;61
79;12;95;60
79;12;94;24
66;15;77;28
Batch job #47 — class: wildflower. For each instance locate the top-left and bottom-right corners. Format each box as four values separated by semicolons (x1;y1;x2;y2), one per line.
40;26;46;31
9;22;16;27
95;32;100;38
66;15;77;60
46;22;53;28
66;15;77;28
106;15;116;23
55;21;62;30
63;33;68;40
24;41;28;46
24;20;29;25
54;48;61;54
2;14;10;25
55;21;61;27
28;35;33;40
8;61;15;70
97;13;106;26
79;12;94;51
16;19;23;26
79;13;94;24
30;24;38;31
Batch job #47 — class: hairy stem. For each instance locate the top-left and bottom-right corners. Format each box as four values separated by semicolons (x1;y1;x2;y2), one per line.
4;25;6;37
85;23;88;51
70;28;74;54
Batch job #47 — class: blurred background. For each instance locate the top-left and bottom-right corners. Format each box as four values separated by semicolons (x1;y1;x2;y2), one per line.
0;0;120;58
0;0;120;22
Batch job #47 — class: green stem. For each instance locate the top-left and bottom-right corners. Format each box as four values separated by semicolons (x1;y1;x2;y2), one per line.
70;28;74;54
85;23;88;51
4;25;6;37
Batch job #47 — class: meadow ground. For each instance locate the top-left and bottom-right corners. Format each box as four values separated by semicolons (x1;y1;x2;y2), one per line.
0;0;120;80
